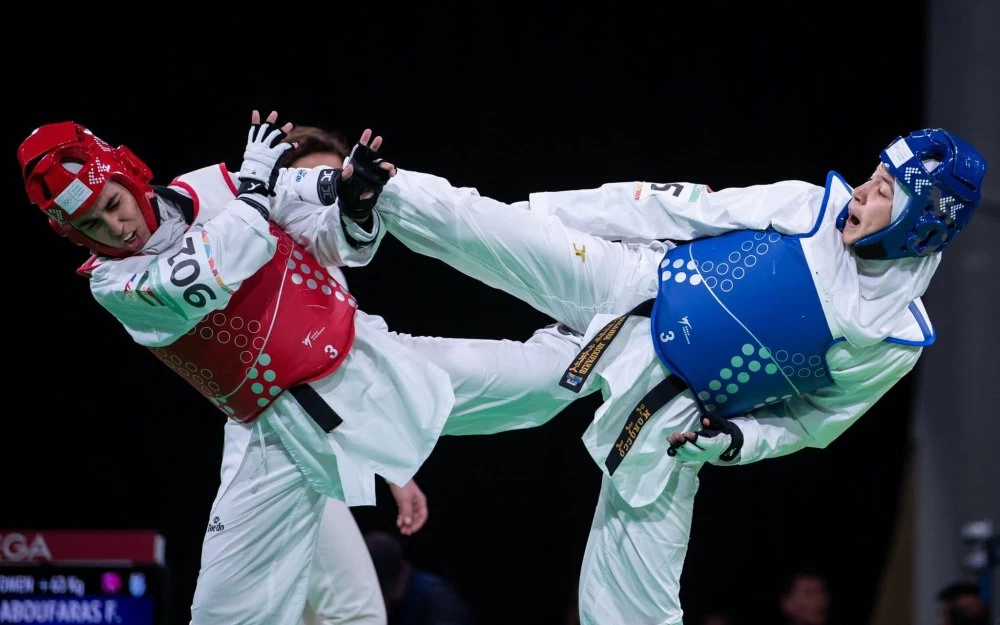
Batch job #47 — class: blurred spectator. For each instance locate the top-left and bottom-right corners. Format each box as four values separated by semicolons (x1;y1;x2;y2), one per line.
936;581;987;625
779;569;831;625
364;530;473;625
700;609;734;625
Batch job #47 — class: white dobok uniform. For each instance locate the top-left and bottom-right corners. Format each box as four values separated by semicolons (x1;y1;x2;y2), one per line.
377;169;938;625
86;164;587;625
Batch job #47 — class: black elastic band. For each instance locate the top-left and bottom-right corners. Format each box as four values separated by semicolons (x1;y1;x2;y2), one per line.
289;384;343;432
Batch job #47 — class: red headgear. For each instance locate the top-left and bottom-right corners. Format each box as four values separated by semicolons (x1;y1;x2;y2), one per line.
17;122;158;258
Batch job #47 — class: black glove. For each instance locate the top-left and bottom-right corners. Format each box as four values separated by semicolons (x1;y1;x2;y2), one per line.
667;414;744;462
336;141;392;221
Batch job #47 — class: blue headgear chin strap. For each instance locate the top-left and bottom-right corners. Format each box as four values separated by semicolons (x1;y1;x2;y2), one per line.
836;129;988;260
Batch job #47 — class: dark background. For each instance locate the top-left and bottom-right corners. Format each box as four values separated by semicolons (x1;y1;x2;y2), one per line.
4;5;926;624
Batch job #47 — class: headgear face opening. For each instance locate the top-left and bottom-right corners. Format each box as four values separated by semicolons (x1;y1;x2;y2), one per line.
839;128;988;260
17;122;159;258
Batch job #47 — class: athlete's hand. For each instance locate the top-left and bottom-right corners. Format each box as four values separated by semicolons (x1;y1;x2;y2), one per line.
337;128;397;222
238;110;294;197
667;415;744;463
388;479;428;536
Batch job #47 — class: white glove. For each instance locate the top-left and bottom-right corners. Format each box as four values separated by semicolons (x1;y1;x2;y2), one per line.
277;166;340;206
238;113;293;197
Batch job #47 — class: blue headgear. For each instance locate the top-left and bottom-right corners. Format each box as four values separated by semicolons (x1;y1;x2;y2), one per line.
837;129;987;260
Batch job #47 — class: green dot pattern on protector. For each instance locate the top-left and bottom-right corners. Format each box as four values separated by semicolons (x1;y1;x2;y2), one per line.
709;343;770;405
250;353;281;409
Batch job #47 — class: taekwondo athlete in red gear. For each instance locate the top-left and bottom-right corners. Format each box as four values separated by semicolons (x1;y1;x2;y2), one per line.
17;111;592;625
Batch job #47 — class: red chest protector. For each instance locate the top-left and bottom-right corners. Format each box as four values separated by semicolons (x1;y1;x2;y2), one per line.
149;225;357;422
144;165;357;423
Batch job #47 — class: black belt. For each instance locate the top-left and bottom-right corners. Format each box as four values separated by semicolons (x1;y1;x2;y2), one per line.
557;298;691;475
289;384;343;432
559;299;656;393
604;375;689;475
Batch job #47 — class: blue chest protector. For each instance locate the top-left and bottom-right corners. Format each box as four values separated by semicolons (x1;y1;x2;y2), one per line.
651;229;836;417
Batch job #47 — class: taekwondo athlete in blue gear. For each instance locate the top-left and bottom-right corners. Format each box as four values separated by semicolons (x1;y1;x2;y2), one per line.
357;126;987;625
662;128;986;460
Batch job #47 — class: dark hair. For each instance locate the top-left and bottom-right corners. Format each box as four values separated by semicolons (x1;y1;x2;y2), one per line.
779;567;828;597
937;581;981;602
279;125;350;167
